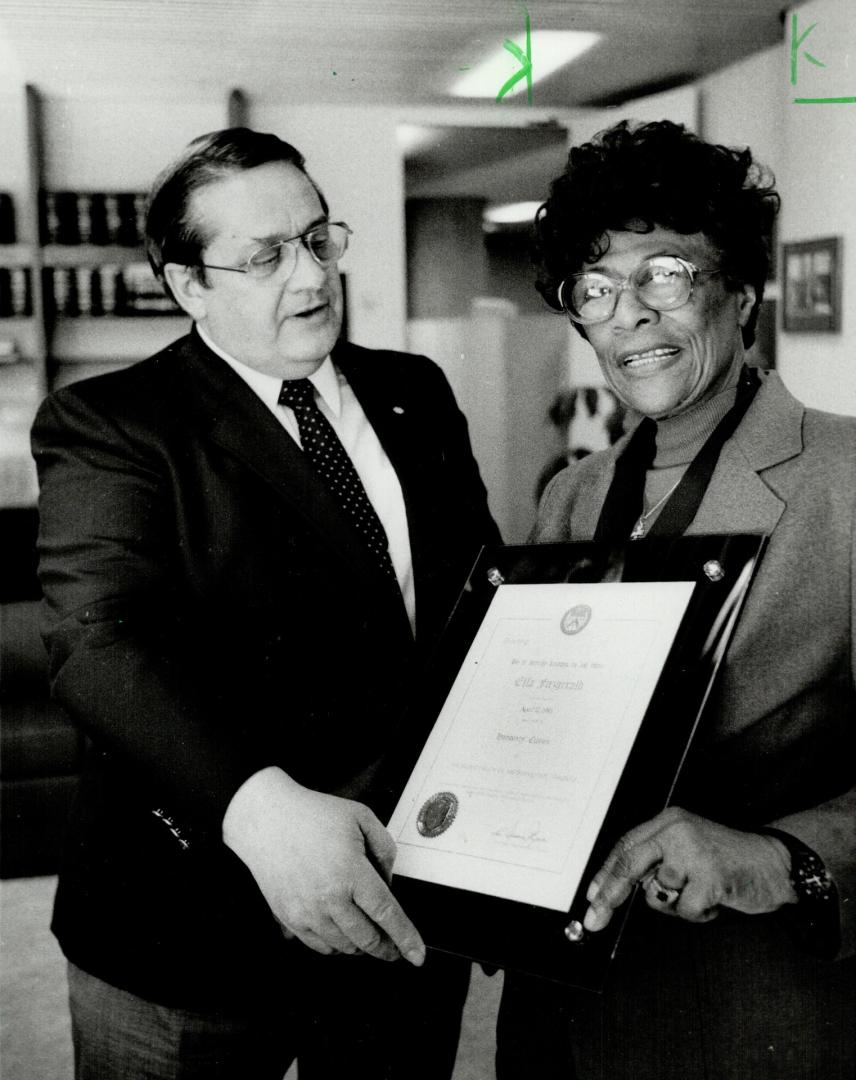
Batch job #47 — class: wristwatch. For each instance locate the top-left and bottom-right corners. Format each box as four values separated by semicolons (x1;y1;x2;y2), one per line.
757;826;840;957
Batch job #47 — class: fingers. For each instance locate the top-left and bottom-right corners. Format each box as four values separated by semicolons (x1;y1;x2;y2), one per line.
302;876;425;965
586;814;676;904
638;863;686;918
584;833;665;931
352;870;426;966
230;778;426;963
278;909;363;956
287;926;337;955
281;907;391;959
638;869;719;923
278;862;425;965
673;878;719;923
359;807;398;882
583;809;786;933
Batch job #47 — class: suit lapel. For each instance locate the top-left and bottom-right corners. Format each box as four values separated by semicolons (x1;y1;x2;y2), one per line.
333;342;428;547
689;371;804;536
177;333;406;591
334;343;458;642
334;343;415;479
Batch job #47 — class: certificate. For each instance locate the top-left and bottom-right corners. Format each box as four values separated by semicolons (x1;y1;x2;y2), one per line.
388;536;767;988
388;581;694;911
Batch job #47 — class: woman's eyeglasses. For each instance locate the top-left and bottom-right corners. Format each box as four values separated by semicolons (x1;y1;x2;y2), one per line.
558;255;721;325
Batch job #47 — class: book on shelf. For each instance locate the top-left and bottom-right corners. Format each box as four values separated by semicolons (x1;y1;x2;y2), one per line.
45;263;179;317
0;193;16;244
39;190;148;247
0;269;32;317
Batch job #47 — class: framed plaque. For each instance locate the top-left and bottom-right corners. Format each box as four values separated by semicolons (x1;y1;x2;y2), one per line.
389;535;767;990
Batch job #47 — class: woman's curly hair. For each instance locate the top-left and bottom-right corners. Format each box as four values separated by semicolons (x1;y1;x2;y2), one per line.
534;120;780;347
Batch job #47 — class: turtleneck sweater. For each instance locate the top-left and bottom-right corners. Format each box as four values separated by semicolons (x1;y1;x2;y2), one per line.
635;358;744;531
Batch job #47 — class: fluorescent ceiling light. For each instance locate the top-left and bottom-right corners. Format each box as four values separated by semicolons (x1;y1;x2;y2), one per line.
484;201;542;226
451;30;601;99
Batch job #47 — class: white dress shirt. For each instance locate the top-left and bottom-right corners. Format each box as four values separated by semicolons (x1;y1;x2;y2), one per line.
197;326;416;632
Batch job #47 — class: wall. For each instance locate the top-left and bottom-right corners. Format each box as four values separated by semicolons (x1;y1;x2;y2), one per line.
699;3;856;415
258;102;577;352
408;306;566;541
700;46;783;175
407;197;487;318
777;0;856;414
249;104;410;352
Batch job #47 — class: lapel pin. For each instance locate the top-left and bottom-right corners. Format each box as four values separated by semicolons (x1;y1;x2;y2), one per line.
392;405;405;415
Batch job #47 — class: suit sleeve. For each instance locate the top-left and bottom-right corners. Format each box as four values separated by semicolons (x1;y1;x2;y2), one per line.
31;387;272;834
769;491;856;959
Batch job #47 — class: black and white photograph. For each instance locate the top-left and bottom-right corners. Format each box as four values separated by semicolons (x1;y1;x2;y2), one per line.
1;2;854;1079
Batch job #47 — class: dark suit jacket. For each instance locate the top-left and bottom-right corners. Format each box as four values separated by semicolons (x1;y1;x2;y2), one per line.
31;330;500;1009
522;370;855;1078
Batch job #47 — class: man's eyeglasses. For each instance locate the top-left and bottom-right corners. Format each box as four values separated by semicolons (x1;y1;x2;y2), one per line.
558;255;721;325
201;221;352;281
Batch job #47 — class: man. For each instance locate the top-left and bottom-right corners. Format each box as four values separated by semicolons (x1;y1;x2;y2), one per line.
496;120;855;1079
32;127;499;1079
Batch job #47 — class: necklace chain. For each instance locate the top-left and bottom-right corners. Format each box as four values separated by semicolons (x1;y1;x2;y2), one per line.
630;477;683;540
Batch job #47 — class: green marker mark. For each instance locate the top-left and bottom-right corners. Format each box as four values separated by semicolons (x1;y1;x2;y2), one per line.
789;13;854;104
497;5;533;105
790;13;825;86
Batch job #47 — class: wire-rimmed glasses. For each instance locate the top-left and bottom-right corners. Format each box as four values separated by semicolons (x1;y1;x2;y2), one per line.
558;255;721;325
201;221;352;281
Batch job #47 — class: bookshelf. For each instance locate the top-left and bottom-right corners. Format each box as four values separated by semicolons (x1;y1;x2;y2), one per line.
0;84;224;506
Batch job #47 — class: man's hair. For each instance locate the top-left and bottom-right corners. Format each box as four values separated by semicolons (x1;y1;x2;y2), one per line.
146;127;328;299
534;119;780;347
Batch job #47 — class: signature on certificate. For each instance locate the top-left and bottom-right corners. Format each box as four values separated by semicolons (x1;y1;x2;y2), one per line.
492;820;548;849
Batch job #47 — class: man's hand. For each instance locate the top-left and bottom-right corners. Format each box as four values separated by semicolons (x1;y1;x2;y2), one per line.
584;807;798;931
222;766;425;965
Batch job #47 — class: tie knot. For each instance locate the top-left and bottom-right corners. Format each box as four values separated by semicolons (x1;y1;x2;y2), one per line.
278;378;315;409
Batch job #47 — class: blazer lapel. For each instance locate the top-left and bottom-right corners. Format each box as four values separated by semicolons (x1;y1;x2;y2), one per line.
333;342;429;542
334;344;414;477
178;333;406;588
334;343;464;641
690;371;804;536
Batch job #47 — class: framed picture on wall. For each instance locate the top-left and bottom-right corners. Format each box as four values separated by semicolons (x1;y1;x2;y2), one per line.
782;237;841;332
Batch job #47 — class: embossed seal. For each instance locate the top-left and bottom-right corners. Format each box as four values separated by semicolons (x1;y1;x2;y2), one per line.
416;792;459;838
560;604;592;635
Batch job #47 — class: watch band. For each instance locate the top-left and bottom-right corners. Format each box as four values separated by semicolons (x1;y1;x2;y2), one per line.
757;826;840;958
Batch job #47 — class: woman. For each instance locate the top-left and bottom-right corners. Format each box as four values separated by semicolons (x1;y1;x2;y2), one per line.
496;120;856;1080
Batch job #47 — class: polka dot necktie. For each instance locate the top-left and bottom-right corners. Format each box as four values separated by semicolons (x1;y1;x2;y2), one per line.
278;378;398;583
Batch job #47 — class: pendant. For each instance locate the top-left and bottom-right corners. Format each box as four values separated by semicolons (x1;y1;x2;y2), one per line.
630;517;646;540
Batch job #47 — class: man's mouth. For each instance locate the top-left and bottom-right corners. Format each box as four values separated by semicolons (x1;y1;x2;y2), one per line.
620;346;681;369
294;301;328;319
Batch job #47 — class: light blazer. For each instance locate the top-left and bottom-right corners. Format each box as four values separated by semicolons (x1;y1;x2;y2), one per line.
31;330;500;1008
534;370;856;954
